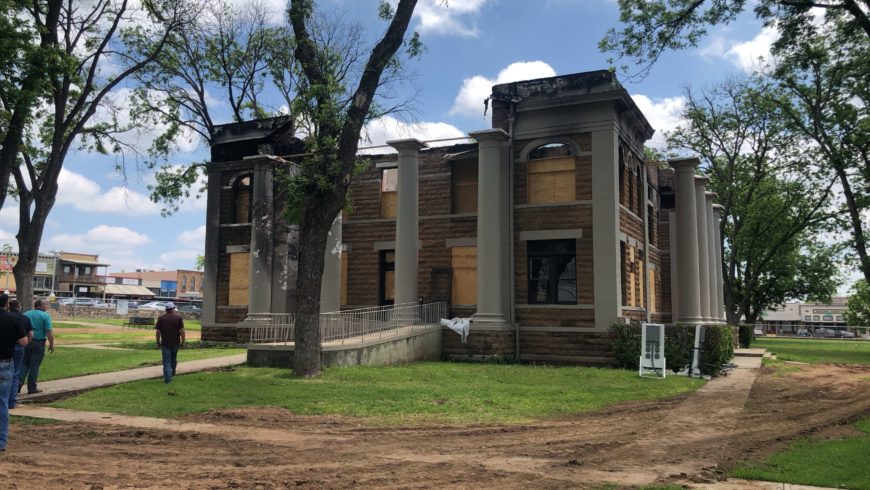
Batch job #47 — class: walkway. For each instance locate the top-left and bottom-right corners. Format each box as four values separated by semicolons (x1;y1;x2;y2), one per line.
17;353;247;402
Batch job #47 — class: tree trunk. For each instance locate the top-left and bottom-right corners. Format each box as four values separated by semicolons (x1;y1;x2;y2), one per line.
834;162;870;285
292;196;338;377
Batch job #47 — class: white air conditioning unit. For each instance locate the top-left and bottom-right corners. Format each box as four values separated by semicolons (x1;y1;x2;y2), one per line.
639;322;666;378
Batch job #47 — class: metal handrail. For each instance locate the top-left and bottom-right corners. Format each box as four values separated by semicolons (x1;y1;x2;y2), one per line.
247;303;448;345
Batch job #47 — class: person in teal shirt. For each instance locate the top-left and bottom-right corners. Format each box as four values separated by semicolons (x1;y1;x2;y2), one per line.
21;299;54;394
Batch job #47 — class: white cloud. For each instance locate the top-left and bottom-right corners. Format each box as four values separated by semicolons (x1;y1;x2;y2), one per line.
449;61;557;118
46;225;155;273
0;205;19;230
414;0;488;37
90;88;201;156
56;168;163;216
359;115;467;154
630;94;687;149
158;249;200;263
700;26;779;73
178;225;206;250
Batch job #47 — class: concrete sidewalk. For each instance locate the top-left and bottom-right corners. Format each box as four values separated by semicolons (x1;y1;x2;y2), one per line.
17;353;247;402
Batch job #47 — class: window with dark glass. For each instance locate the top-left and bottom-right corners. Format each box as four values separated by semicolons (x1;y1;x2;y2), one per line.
233;174;253;223
528;239;576;304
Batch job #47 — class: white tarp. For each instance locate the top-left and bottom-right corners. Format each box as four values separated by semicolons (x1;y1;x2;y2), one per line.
440;317;470;343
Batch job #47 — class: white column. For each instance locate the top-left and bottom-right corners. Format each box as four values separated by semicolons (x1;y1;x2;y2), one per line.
713;204;726;322
388;139;427;307
669;158;702;324
705;192;719;323
470;129;509;325
248;160;273;313
319;213;342;313
694;176;711;323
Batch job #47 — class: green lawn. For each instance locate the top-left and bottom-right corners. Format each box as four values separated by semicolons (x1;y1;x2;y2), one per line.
65;317;202;331
732;418;870;489
754;338;870;364
52;363;704;423
38;345;245;381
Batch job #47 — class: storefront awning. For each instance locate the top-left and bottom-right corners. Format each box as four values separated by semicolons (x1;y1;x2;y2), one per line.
104;284;155;297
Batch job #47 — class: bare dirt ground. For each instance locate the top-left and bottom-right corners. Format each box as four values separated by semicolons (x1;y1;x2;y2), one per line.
1;363;869;489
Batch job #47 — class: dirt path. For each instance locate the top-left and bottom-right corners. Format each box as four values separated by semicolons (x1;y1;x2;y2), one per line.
2;362;868;489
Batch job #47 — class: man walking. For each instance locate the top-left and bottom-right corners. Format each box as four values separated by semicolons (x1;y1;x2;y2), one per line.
155;303;185;383
0;294;29;453
7;300;32;408
21;299;54;394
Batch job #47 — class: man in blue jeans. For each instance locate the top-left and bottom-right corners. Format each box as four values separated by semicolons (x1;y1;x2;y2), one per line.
7;300;32;408
21;299;53;394
0;293;30;453
155;302;185;383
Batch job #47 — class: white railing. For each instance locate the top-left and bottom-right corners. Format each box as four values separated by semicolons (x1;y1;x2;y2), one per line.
247;302;448;345
248;313;295;343
320;302;448;344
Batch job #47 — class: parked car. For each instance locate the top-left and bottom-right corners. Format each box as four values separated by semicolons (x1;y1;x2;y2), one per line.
813;328;836;338
753;328;764;337
73;298;99;307
126;301;140;309
835;330;856;339
57;298;74;305
138;301;168;311
796;329;809;337
178;304;202;313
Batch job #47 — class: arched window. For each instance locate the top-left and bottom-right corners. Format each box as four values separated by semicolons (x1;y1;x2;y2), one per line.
527;142;575;204
233;174;252;223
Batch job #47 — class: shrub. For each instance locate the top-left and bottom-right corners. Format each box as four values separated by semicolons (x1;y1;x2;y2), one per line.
738;324;754;348
610;323;735;376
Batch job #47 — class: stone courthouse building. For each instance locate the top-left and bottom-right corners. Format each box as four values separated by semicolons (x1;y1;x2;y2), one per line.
201;70;725;364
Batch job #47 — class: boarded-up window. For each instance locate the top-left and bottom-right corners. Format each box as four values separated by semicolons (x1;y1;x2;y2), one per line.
451;247;477;305
340;250;348;306
234;175;252;223
451;160;478;213
648;268;657;313
228;253;250;306
527;148;575;204
380;168;398;219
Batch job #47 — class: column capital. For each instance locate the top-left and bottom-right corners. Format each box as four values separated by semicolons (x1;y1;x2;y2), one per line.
387;138;428;154
712;203;724;212
469;128;509;144
669;157;700;171
705;191;717;200
694;175;710;186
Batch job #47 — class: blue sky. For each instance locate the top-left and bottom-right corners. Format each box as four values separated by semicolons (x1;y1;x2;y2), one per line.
0;0;784;277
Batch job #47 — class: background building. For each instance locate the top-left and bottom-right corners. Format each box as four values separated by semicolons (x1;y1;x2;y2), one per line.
109;269;204;301
760;297;849;333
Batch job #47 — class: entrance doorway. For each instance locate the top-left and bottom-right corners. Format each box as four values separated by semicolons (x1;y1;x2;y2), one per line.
378;250;395;306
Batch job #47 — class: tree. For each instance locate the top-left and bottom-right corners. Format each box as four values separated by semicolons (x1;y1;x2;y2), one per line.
844;279;870;326
600;0;870;79
0;0;196;310
287;0;420;377
762;13;870;285
194;254;205;271
666;78;840;323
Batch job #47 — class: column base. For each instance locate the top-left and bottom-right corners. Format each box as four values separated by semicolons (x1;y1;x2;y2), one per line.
674;316;705;325
471;312;508;327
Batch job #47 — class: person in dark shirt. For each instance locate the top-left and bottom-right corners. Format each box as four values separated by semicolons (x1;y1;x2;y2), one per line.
155;302;185;384
7;300;32;409
0;294;29;453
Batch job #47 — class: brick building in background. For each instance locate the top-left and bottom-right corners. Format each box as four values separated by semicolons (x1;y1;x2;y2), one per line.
201;70;726;363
